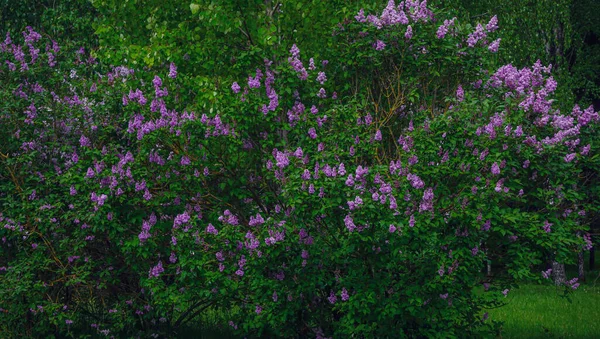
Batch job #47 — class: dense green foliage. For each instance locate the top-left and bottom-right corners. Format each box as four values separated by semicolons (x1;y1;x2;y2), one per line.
1;0;598;338
0;0;97;47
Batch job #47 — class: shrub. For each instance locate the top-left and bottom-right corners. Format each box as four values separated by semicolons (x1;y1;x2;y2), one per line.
0;1;597;337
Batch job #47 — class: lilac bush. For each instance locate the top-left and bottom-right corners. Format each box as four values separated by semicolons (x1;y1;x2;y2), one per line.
1;1;598;337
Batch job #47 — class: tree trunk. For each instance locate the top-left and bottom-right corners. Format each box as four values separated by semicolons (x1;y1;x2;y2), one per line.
590;244;596;271
552;261;566;286
578;251;585;282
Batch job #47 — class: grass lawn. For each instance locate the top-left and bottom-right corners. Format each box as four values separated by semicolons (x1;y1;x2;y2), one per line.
489;276;600;338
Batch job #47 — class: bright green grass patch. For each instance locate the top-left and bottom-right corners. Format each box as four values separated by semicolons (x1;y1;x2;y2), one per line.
489;282;600;338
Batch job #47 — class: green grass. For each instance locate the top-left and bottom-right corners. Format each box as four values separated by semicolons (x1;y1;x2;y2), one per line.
489;277;600;338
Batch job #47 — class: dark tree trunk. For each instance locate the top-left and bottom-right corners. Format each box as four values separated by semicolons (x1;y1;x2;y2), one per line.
590;245;596;271
552;261;566;286
578;251;585;282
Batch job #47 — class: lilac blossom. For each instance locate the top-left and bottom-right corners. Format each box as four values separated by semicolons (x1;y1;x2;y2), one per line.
79;135;91;147
344;215;356;232
275;151;290;168
567;278;579;290
407;173;424;189
582;233;593;250
543;220;552;233
405;25;413;40
355;9;367;22
419;188;434;213
316;71;327;84
248;75;260;89
302;169;311;180
341;288;349;301
436;18;456;39
456;85;464;102
206;223;219;235
408;155;419;165
486;15;498;32
374;129;382;141
491;162;500;175
231;82;241;93
347;196;363;210
564;153;576;163
374;40;386;51
467;23;486;47
317;88;326;98
327;290;337;304
249;213;265;226
488;38;501;53
541;268;552;279
481;219;491;231
168;62;177;79
173;212;191;229
148;261;164;278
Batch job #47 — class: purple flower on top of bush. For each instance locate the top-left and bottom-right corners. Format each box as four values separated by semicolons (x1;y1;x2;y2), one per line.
541;268;552;279
168;62;177;79
355;9;366;22
481;220;491;231
374;40;386;51
317;88;326;98
486;15;499;32
543;220;552;233
79;135;91;147
436;18;456;39
488;38;501;52
249;213;265;226
467;23;487;47
341;288;349;301
231;82;241;93
316;72;327;84
327;290;337;304
564;153;576;162
344;215;356;232
206;223;219;235
456;85;464;102
173;212;190;229
374;129;382;141
148;261;164;278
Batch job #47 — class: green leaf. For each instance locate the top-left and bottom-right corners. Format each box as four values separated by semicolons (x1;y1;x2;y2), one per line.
190;3;200;15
